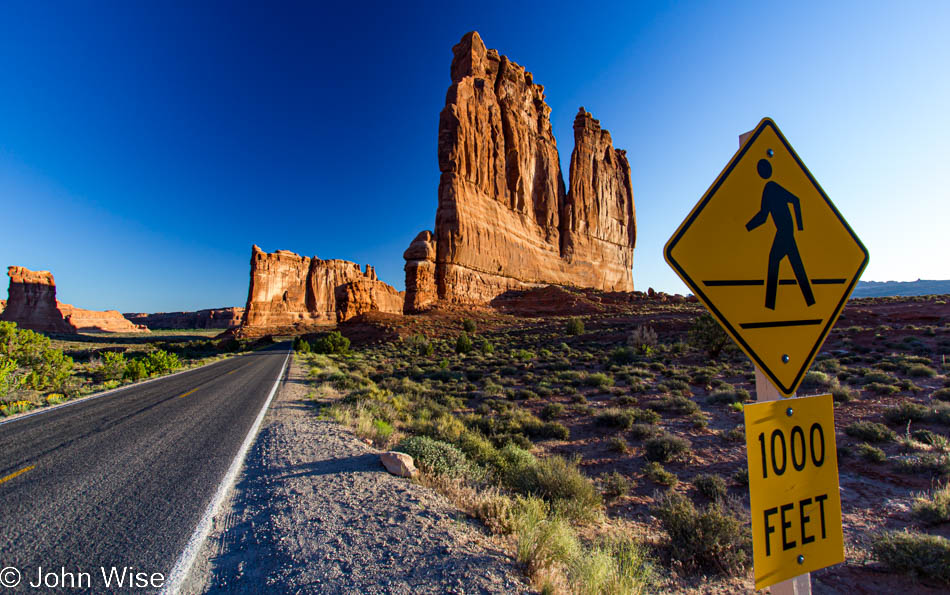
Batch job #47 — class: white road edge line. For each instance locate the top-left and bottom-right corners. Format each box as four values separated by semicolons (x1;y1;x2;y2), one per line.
160;347;291;595
0;351;252;427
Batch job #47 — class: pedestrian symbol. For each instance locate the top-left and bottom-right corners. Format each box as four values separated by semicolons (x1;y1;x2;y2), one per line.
746;157;815;310
665;118;868;395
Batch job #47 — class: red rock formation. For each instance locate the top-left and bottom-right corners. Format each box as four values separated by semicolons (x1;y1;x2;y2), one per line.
0;266;148;333
122;307;245;330
241;246;403;332
0;267;74;333
404;32;636;312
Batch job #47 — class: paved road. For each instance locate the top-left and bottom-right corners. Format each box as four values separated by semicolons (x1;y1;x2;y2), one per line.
0;343;290;593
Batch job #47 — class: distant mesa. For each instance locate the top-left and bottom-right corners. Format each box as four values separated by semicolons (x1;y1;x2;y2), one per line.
234;245;403;336
0;266;148;333
404;31;637;312
123;307;245;330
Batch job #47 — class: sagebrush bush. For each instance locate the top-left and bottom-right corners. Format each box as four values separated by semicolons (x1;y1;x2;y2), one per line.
505;453;603;522
846;421;896;442
462;318;477;333
688;314;731;359
456;332;474;354
885;401;930;424
871;530;950;583
396;435;471;478
567;317;585;336
0;322;73;392
643;461;677;486
694;473;727;501
644;433;692;463
652;490;750;575
912;483;950;525
312;331;350;354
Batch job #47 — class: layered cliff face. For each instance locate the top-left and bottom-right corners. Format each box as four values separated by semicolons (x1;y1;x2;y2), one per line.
241;246;403;331
0;266;148;333
123;307;245;330
404;32;636;312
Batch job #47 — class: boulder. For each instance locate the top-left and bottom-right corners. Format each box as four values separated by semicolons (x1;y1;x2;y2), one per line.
403;32;636;311
380;451;418;478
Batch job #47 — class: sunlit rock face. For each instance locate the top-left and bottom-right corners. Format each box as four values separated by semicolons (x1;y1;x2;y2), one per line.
404;31;636;312
241;245;403;331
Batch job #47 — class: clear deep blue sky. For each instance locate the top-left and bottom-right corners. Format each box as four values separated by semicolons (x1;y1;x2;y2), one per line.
1;1;947;312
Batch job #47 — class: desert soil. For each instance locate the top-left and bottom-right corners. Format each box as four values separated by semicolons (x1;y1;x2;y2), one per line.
183;357;531;594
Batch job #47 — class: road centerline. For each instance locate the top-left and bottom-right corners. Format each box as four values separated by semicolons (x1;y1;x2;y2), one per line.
178;388;200;399
0;465;35;486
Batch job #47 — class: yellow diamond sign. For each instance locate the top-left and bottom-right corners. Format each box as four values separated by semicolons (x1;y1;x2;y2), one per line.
665;118;868;395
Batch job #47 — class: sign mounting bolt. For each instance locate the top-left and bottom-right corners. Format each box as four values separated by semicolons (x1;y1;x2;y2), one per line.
786;407;794;417
782;354;789;363
797;554;805;564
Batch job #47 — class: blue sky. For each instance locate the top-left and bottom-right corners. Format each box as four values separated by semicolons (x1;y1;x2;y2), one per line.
1;1;947;312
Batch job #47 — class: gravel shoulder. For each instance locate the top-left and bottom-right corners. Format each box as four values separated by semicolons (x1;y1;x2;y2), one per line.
183;356;531;594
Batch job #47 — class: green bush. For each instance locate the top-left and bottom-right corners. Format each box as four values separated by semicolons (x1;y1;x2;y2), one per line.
293;336;311;353
643;461;677;486
694;473;727;501
907;364;938;378
885;401;930;424
462;318;477;333
540;403;565;420
854;442;887;463
871;530;950;583
312;331;350;354
688;314;731;359
652;490;750;575
644;394;699;415
933;388;950;402
405;334;434;356
479;339;494;354
396;435;471;478
143;350;180;376
567;318;585;336
96;351;127;381
123;359;149;381
596;407;659;430
505;454;603;522
0;322;73;392
584;373;614;388
912;483;950;525
455;332;473;354
607;436;630;454
601;471;630;500
644;433;692;463
610;347;637;365
846;421;897;442
707;388;750;405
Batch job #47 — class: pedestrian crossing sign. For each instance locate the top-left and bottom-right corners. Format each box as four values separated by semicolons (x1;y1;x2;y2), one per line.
665;118;869;395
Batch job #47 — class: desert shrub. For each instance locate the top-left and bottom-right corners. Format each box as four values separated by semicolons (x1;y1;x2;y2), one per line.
312;331;350;354
854;442;887;463
885;401;930;424
688;313;730;359
630;423;660;440
652;490;750;574
584;372;614;388
530;421;570;441
644;394;699;415
512;497;578;576
846;421;897;442
627;325;658;355
911;429;948;448
455;332;474;354
143;350;180;376
907;364;938;378
597;407;658;430
506;454;602;522
293;336;311;353
707;388;750;405
540;403;565;420
601;471;630;500
895;453;950;476
832;385;859;402
396;435;471;478
372;419;394;444
694;473;727;501
123;359;149;381
800;370;837;390
607;436;630;454
479;339;494;354
931;402;950;425
859;369;899;386
644;433;692;463
721;426;745;442
643;461;677;486
871;530;950;583
477;493;515;535
405;334;434;356
912;483;950;525
933;388;950;402
0;323;74;392
94;351;127;381
0;400;34;416
567;317;585;336
511;348;535;362
688;411;709;429
462;318;477;332
732;467;749;486
610;347;637;365
867;382;900;395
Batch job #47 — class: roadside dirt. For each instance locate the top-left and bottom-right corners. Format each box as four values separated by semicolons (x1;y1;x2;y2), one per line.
183;358;531;594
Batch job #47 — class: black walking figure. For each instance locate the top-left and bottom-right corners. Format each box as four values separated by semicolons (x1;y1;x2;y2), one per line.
745;157;815;310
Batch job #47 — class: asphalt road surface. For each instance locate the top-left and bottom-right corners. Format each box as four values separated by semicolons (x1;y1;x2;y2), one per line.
0;343;290;593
